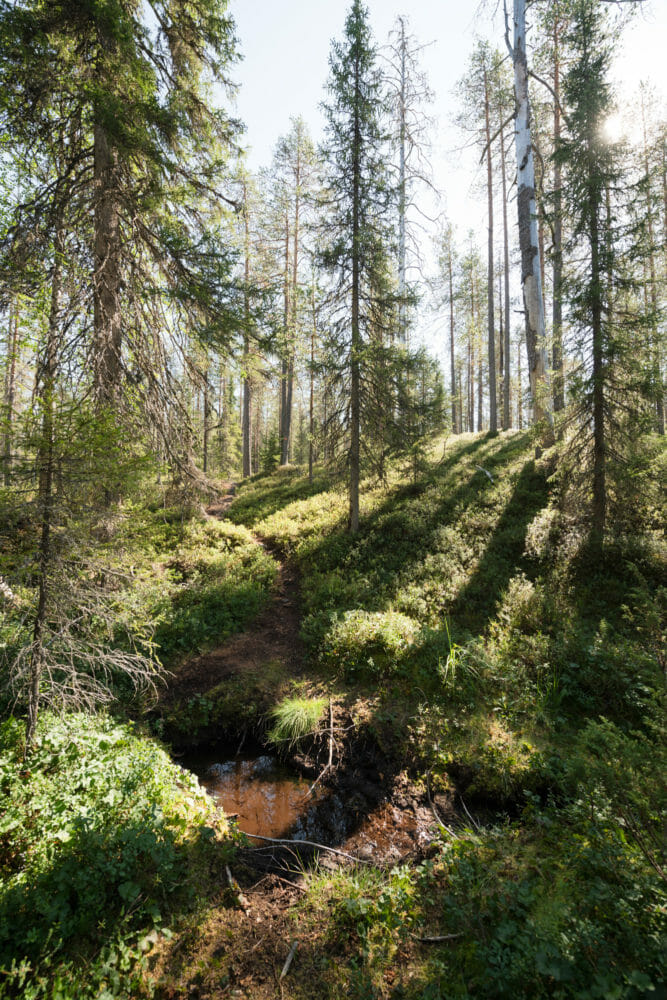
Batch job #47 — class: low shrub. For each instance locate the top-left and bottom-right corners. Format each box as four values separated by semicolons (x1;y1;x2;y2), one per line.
318;609;420;681
0;712;226;999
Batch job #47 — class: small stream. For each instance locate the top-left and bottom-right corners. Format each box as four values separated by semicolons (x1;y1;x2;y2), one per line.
184;749;317;840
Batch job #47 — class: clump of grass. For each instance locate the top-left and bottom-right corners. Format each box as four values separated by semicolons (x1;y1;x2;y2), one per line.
267;695;327;749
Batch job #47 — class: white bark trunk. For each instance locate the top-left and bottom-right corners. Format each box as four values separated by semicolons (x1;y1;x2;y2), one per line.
507;0;553;436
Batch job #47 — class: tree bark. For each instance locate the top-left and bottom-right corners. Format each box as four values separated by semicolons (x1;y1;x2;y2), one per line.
552;14;565;413
93;118;122;404
309;281;316;483
2;300;19;486
349;52;362;533
242;183;252;479
506;0;554;439
641;92;664;435
397;17;407;343
484;67;497;432
448;245;457;433
26;225;64;753
500;125;512;429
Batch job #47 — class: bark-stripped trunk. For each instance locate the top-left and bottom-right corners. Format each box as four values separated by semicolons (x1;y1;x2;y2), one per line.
448;246;457;433
484;67;497;432
552;15;565;413
26;226;64;752
3;300;19;486
349;54;362;533
507;0;553;438
500;125;512;429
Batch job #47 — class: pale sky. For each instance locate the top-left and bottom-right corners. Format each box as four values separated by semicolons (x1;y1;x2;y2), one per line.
227;0;666;361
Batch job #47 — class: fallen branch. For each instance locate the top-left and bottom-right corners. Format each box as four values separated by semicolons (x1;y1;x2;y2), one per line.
280;940;299;980
475;465;494;483
225;864;251;914
460;796;482;833
306;697;335;798
413;932;464;944
241;831;371;865
426;771;459;841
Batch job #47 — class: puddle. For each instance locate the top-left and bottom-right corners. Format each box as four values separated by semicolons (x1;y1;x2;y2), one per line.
184;752;317;840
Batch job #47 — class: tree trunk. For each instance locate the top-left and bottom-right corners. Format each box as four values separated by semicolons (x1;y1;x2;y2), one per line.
242;183;252;479
349;54;362;533
279;211;290;464
93;120;122;405
552;14;565;413
500;124;512;429
2;300;19;486
641;93;664;435
507;0;554;438
202;365;210;475
589;139;606;542
484;67;497;432
448;246;457;433
397;17;407;343
309;282;316;483
26;226;64;753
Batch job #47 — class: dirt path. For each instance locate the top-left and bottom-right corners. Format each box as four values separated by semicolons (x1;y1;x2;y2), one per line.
161;488;307;709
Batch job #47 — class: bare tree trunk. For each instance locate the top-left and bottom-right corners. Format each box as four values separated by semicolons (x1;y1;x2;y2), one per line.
500;125;512;429
448;245;457;432
202;365;210;475
309;282;316;483
484;66;497;432
2;300;19;486
242;184;252;479
552;14;565;413
397;17;407;342
641;92;664;435
93;120;122;404
517;334;523;430
26;226;64;752
506;0;553;439
467;338;473;433
590;181;606;542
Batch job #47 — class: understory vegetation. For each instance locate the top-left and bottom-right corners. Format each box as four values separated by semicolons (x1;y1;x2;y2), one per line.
225;430;666;998
0;433;664;999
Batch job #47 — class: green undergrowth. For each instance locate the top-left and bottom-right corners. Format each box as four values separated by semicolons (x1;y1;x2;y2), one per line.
228;431;666;998
0;712;231;1000
0;484;278;714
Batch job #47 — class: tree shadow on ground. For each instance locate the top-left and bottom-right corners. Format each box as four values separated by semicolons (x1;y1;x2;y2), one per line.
0;807;225;997
227;469;334;528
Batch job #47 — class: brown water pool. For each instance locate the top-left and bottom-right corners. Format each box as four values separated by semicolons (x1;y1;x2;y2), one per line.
184;753;316;840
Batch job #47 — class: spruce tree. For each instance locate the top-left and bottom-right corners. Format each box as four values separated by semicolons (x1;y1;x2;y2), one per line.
321;0;393;532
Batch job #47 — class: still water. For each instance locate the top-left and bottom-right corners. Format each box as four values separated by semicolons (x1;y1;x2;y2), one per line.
185;752;315;839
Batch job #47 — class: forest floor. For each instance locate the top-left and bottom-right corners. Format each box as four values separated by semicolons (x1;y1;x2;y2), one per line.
4;431;662;1000
145;435;665;999
153;486;451;1000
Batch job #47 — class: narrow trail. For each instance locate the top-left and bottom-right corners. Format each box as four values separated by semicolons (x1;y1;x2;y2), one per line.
162;485;306;709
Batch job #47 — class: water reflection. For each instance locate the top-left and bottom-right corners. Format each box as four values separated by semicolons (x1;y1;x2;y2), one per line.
187;753;314;839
